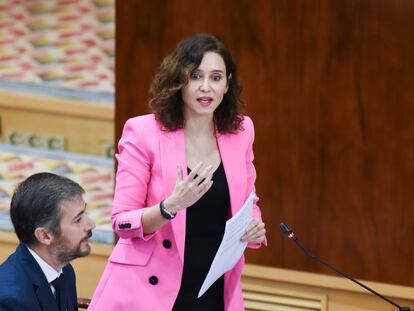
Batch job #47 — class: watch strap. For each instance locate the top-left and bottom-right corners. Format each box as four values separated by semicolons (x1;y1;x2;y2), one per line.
159;200;176;220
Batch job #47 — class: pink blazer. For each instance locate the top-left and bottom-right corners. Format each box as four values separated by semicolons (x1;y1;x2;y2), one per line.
89;114;264;311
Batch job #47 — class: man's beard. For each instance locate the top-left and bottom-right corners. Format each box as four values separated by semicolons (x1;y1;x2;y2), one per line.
51;231;93;264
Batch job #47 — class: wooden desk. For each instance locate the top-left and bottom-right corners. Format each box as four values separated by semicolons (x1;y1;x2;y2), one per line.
242;264;414;310
2;231;414;310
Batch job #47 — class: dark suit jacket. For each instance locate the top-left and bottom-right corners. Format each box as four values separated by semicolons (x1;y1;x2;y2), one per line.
0;243;78;311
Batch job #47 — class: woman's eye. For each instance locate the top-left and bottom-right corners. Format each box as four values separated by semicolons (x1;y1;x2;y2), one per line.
211;75;222;81
190;73;201;80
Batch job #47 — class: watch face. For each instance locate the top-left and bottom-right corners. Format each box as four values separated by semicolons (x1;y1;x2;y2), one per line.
165;212;174;219
160;201;175;219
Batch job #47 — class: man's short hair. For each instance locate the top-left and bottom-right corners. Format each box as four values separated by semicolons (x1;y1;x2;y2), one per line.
10;172;85;246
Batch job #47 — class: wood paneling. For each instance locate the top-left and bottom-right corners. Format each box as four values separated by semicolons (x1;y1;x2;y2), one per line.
0;90;113;155
242;265;414;311
116;0;414;287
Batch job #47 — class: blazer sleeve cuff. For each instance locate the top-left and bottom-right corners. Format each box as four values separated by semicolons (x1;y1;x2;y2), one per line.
247;237;268;249
112;208;147;239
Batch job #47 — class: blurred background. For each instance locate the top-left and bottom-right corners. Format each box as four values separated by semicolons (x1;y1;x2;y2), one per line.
1;1;414;310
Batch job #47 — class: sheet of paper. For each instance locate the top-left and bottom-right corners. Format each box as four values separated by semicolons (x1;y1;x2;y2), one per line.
197;191;256;298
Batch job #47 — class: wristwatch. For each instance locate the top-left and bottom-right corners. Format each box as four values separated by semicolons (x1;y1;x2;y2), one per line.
159;200;177;220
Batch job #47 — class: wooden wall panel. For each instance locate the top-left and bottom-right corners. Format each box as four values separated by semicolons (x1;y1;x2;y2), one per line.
116;0;414;287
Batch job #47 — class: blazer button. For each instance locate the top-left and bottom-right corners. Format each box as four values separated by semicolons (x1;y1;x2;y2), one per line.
149;276;158;285
162;240;172;249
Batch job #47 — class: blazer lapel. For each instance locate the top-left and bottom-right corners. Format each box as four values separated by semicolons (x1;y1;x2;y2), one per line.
36;283;59;311
160;129;187;262
217;132;247;217
62;265;77;311
159;128;248;260
15;244;58;311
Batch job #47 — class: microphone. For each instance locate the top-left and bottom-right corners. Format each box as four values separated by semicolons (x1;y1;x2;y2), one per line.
279;222;410;311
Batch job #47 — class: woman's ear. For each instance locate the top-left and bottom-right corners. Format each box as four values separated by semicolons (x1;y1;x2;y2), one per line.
34;227;54;246
225;73;232;93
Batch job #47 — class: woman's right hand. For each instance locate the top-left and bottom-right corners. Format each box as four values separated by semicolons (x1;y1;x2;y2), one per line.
163;162;214;214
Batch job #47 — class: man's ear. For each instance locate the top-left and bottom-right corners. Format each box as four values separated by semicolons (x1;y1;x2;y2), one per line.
34;227;54;246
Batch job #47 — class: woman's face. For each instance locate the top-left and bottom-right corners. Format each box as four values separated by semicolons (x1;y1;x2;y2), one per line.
181;51;228;120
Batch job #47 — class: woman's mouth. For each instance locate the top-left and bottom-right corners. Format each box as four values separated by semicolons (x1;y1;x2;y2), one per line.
197;97;213;107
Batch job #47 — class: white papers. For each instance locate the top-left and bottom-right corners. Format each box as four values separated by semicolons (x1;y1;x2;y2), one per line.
197;191;256;298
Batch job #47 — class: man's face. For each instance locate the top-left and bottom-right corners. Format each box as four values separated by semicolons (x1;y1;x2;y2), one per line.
51;196;96;264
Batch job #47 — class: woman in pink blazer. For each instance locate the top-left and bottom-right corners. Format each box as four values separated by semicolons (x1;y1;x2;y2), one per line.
89;33;266;311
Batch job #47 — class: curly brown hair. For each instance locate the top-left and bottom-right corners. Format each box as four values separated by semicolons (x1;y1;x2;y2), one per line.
149;33;245;133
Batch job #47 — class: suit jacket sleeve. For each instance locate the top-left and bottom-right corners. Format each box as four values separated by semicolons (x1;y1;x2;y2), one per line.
244;116;267;248
0;294;28;311
111;118;154;240
0;259;38;311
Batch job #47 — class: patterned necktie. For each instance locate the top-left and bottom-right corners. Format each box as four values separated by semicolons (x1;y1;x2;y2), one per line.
51;273;67;311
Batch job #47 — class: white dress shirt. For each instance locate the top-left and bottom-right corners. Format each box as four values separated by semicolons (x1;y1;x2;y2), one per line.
27;245;63;295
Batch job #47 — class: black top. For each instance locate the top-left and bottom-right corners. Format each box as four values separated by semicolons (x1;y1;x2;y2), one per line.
172;162;230;311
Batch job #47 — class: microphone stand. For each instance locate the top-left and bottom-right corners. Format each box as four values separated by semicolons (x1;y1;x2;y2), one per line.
279;222;410;311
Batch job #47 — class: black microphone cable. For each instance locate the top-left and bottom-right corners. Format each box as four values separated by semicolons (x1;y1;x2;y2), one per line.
279;222;410;311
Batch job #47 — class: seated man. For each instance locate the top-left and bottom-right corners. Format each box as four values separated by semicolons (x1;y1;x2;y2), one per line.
0;172;96;311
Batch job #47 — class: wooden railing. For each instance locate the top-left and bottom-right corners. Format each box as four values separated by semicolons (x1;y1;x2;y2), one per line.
2;231;414;310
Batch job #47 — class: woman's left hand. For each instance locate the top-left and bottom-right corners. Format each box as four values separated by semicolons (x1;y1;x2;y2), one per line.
241;219;266;244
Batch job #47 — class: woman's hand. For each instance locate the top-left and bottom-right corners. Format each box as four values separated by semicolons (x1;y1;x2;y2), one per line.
241;219;266;244
163;162;214;213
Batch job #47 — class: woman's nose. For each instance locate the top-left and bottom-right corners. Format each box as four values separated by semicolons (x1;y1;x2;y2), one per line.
200;78;211;91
